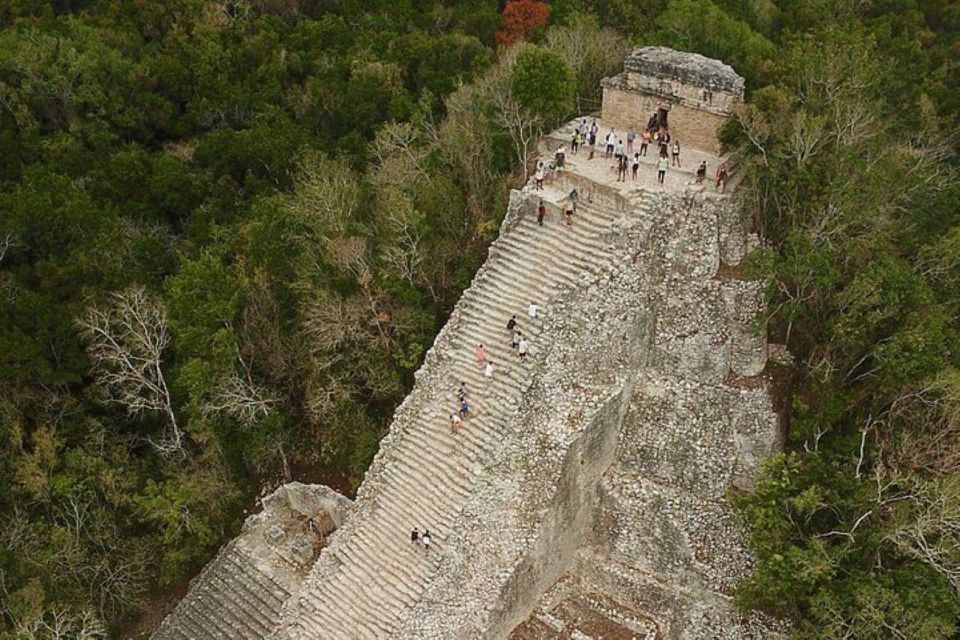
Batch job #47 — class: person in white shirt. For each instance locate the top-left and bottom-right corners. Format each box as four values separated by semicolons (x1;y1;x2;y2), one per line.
517;337;528;359
484;361;495;379
449;413;462;434
421;530;432;553
527;302;538;321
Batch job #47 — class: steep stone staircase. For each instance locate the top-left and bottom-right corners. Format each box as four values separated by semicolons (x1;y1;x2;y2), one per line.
275;177;639;638
157;544;292;639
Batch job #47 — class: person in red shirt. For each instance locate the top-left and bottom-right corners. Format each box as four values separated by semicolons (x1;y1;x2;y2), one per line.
716;164;728;191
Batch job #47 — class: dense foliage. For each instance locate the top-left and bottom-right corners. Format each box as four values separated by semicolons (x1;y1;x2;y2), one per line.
727;19;960;639
1;0;957;637
658;1;956;637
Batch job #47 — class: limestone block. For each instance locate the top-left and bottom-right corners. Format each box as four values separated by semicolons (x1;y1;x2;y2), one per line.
289;538;315;565
622;47;745;100
601;477;753;595
721;281;767;377
717;204;749;266
282;482;352;527
615;384;737;497
580;556;782;639
653;333;730;385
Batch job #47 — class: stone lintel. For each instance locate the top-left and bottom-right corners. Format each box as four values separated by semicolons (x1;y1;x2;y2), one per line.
623;46;745;98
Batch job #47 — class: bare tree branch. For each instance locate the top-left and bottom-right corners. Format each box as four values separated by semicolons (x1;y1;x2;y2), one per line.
202;374;278;428
76;286;183;457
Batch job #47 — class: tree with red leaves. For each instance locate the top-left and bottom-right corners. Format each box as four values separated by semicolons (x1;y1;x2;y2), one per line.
495;0;550;47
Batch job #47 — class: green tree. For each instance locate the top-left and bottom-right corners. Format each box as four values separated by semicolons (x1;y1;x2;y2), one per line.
509;45;575;127
653;0;777;87
729;23;960;637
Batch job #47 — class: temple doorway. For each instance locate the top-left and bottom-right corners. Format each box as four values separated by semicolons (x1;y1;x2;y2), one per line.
657;107;669;128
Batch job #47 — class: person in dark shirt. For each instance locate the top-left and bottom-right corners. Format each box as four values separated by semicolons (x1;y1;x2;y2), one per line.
696;161;707;183
618;153;629;182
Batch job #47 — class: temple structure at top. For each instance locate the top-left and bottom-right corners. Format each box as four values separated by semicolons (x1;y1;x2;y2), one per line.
601;46;745;154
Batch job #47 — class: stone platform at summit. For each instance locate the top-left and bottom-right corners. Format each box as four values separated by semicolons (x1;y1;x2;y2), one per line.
152;47;785;640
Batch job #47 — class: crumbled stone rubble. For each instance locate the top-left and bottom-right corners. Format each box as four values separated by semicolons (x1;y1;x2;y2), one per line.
152;483;352;640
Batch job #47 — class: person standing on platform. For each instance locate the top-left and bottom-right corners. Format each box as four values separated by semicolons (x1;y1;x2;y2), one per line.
640;129;651;156
620;153;631;182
